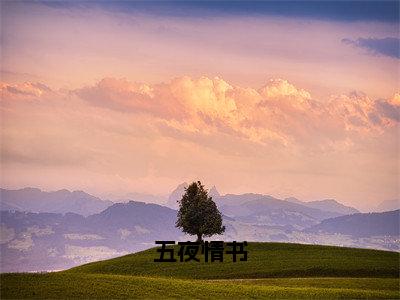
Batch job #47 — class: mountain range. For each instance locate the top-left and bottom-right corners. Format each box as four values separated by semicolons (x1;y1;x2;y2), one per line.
375;199;400;212
215;194;357;229
285;197;359;215
305;210;400;237
0;188;112;216
0;201;181;272
0;185;398;272
166;184;360;229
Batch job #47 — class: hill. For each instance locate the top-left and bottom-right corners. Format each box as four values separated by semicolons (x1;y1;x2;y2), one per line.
68;242;398;279
305;210;400;237
0;188;112;216
1;242;399;299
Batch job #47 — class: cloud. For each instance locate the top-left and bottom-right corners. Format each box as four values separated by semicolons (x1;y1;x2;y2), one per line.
375;93;400;122
1;82;53;99
76;76;236;123
1;76;399;206
3;2;398;101
342;37;400;59
3;77;398;148
72;76;399;150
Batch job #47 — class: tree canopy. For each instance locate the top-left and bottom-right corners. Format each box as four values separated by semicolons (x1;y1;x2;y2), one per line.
176;181;225;242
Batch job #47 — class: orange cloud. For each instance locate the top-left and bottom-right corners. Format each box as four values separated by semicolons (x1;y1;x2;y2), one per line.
3;77;397;152
1;82;53;100
72;76;398;149
1;76;398;208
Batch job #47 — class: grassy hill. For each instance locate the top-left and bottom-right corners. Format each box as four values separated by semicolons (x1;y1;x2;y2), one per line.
1;242;399;299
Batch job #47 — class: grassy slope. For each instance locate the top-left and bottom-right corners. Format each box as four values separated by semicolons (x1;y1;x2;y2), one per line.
1;243;399;299
68;242;399;279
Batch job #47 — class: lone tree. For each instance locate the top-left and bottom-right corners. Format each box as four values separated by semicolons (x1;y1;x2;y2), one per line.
176;181;225;242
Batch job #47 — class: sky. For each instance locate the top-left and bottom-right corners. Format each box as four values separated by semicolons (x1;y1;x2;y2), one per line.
0;1;399;211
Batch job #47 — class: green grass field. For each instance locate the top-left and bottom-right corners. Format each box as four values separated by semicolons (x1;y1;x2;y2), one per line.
1;243;399;299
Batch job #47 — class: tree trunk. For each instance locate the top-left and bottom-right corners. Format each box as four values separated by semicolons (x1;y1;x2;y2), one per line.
196;233;203;243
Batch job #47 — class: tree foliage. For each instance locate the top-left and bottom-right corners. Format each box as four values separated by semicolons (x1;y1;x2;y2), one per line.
176;181;225;242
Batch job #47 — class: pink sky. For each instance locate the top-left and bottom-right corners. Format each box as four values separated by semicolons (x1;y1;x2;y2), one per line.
0;2;399;211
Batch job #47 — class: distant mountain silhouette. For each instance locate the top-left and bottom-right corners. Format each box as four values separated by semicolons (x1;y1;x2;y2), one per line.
0;188;112;216
0;201;182;272
166;182;188;209
215;194;342;229
285;197;359;215
305;210;400;237
284;197;304;204
375;199;400;212
113;192;167;204
304;199;359;215
209;186;220;199
87;201;180;241
166;185;359;224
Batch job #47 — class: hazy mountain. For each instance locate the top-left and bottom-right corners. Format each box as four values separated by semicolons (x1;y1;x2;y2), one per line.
304;199;359;215
166;182;188;209
216;193;266;207
215;194;342;229
112;192;167;204
209;186;220;199
305;210;400;237
1;210;89;272
0;201;182;272
284;197;304;205
375;199;400;212
87;201;180;241
285;197;359;215
0;188;113;217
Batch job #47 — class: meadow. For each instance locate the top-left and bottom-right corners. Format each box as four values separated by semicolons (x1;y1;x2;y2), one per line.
1;242;399;299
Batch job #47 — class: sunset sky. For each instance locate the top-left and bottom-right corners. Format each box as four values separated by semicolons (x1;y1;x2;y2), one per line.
1;1;399;211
